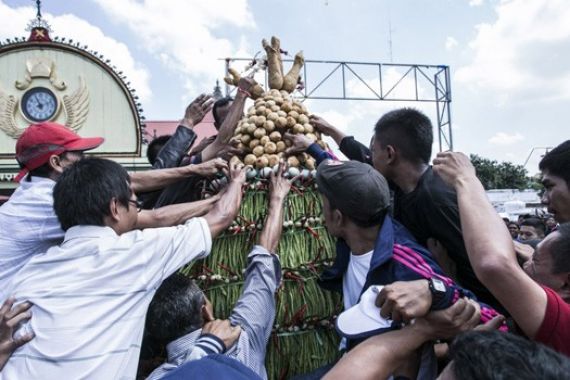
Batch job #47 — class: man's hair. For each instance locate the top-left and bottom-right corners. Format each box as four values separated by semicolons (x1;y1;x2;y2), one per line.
539;140;570;185
24;151;75;181
450;331;570;380
212;96;233;128
373;108;433;164
550;222;570;274
146;135;171;165
508;222;519;229
146;273;205;344
521;217;546;237
53;158;131;231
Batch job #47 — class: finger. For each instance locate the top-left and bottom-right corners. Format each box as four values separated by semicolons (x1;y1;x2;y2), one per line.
455;298;477;325
290;174;302;184
197;94;209;104
13;331;35;348
6;311;32;329
464;300;481;329
379;298;394;319
282;132;293;141
202;98;215;110
277;160;286;177
375;289;387;307
391;309;403;323
0;297;16;317
476;315;505;332
447;298;468;318
5;301;32;320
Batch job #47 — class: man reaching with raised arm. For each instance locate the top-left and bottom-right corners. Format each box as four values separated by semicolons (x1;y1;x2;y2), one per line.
1;158;246;379
433;151;570;357
146;162;296;379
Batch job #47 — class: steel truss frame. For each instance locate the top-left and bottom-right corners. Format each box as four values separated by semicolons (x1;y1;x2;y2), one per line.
223;58;453;151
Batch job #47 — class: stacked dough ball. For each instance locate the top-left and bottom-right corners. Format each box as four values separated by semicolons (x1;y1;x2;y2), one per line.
232;89;325;171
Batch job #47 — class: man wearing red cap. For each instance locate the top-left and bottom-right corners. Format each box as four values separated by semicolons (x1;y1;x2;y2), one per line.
0;122;104;291
0;121;228;292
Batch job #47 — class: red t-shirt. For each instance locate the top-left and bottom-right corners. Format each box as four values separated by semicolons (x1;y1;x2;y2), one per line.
535;286;570;357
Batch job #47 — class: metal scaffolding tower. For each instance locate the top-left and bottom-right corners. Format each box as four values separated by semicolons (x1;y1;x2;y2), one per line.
223;58;453;152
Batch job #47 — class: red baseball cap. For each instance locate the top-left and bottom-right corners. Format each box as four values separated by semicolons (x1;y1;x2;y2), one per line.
15;122;104;182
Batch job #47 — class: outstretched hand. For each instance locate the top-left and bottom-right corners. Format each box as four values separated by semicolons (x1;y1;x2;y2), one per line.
201;319;242;350
309;115;337;136
413;298;481;340
269;161;299;200
192;158;228;177
376;280;432;323
432;152;477;188
183;94;214;127
228;159;246;185
283;132;313;156
0;297;34;370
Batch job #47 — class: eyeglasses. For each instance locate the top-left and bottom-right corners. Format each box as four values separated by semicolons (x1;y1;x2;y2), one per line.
128;199;143;212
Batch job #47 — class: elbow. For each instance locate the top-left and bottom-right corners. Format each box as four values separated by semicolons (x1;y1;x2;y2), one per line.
473;256;514;285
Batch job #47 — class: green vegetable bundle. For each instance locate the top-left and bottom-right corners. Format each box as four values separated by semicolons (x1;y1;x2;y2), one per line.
183;181;342;379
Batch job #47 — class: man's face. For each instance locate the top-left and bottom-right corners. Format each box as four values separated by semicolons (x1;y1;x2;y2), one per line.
116;189;139;234
321;195;341;238
519;226;541;241
215;103;233;130
541;171;570;223
371;137;390;178
523;232;565;291
508;223;520;239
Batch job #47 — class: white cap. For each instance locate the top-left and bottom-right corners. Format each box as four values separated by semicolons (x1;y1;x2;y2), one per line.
336;285;393;338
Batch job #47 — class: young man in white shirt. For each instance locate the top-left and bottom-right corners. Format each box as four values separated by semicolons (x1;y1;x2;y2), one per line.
1;157;246;379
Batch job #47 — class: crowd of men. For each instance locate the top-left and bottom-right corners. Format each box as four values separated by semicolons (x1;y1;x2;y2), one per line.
0;74;569;379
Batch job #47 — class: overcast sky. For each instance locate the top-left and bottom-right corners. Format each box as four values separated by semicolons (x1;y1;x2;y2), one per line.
1;0;568;173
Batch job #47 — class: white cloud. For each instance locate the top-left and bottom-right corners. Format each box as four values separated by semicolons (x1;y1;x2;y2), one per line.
488;132;524;145
456;0;570;104
92;0;255;95
445;36;458;51
0;1;152;101
469;0;484;6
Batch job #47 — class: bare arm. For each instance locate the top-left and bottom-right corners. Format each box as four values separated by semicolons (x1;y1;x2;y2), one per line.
258;162;295;252
136;196;218;229
130;158;227;193
433;152;547;339
201;77;257;162
203;161;246;237
309;115;347;147
325;299;483;380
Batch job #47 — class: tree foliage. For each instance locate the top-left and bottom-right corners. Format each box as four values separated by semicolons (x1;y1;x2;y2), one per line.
469;154;539;190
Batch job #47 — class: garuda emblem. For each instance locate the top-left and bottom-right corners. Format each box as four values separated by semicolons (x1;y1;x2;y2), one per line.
0;57;89;139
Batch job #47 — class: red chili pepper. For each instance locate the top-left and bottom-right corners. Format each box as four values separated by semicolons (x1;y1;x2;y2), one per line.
218;263;237;276
291;304;308;326
306;226;320;239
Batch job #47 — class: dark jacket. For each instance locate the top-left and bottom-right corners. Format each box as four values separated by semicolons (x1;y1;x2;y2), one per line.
141;126;197;209
319;215;503;349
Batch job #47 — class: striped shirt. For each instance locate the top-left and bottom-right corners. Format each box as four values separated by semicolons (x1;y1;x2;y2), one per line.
1;218;212;380
147;246;281;380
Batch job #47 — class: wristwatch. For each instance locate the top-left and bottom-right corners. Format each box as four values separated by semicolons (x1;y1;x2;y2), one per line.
428;278;447;308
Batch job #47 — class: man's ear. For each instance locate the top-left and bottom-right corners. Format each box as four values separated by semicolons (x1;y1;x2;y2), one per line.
385;145;397;164
48;154;65;175
108;197;121;223
333;208;344;229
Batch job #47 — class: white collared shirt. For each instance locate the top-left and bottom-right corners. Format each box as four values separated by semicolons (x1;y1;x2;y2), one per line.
1;218;212;380
0;176;63;293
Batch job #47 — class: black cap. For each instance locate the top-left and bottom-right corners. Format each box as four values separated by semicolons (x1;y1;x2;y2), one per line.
316;160;390;226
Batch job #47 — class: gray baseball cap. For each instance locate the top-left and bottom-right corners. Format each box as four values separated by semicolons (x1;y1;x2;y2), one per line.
316;160;390;226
